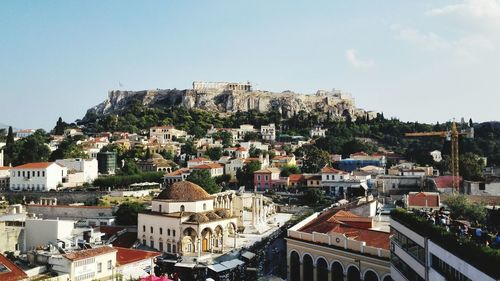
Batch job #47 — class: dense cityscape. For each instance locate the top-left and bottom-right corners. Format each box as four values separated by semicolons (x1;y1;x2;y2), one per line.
2;2;500;281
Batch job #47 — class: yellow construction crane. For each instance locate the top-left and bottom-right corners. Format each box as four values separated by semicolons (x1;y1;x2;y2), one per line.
405;120;474;192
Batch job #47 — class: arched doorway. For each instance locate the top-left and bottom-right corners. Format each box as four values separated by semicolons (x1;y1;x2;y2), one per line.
364;270;379;281
316;258;328;281
302;254;313;281
290;251;300;281
181;227;198;254
331;262;343;281
382;276;393;281
213;225;224;253
347;266;360;281
200;228;213;252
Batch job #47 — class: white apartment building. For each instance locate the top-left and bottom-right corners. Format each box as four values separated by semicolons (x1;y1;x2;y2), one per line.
25;218;76;251
310;127;328;138
56;158;98;186
191;163;224;177
16;129;36;138
49;246;117;281
260;123;276;141
390;210;497;281
9;162;67;191
0;142;5;166
150;126;187;144
0;166;9;190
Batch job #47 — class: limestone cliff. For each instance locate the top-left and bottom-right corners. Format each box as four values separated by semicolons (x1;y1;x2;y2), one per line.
84;84;374;120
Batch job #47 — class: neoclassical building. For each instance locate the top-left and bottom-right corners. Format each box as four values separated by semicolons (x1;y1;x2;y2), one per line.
286;209;392;281
137;181;239;257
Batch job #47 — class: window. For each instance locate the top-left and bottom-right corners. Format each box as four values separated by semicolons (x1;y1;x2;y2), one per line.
42;171;45;177
391;228;425;264
143;225;146;232
167;243;171;252
391;250;425;281
431;254;472;281
180;205;185;212
159;242;164;252
159;205;162;212
160;228;163;235
107;260;112;270
97;262;102;273
150;226;153;233
257;175;261;181
167;229;171;236
37;171;40;177
150;240;154;248
326;175;330;180
172;230;176;237
203;203;207;210
142;239;146;245
172;244;176;253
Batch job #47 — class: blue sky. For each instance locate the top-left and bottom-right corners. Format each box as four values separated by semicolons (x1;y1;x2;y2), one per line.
1;0;499;129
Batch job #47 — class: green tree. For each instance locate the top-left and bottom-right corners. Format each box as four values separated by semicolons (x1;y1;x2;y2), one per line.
114;202;146;225
181;140;197;157
244;132;260;141
212;131;233;147
444;194;486;224
6;126;14;145
121;159;141;175
459;153;485;181
186;169;221;194
49;137;87;161
302;146;330;173
206;147;223;161
303;188;327;206
236;160;261;189
280;165;301;177
53;117;67;135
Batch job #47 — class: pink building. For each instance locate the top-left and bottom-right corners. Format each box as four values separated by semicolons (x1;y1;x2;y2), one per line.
253;167;288;191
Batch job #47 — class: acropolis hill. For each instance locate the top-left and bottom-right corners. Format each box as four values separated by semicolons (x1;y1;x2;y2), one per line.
84;81;376;120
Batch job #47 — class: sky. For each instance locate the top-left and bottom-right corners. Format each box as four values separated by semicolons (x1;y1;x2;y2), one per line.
1;0;499;130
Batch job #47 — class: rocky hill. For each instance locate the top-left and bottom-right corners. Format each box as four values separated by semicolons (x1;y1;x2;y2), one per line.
83;82;375;120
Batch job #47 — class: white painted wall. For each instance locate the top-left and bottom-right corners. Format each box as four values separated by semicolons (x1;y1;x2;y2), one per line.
25;219;75;251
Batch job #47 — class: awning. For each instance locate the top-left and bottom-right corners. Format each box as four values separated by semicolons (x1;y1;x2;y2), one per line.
174;262;196;268
220;259;245;269
241;251;256;260
207;263;229;273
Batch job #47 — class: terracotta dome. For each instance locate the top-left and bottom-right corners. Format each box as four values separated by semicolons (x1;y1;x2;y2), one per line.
156;181;211;201
187;213;210;223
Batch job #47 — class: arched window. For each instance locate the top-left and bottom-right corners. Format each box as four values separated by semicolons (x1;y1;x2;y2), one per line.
203;203;207;210
180;205;185;212
150;226;153;233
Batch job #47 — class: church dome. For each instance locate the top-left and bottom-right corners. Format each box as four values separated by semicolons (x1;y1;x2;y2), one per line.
156;181;211;201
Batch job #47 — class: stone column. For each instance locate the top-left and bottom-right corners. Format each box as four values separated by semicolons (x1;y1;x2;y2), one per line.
299;262;303;281
313;266;317;281
197;237;201;258
233;233;237;248
287;253;291;281
328;270;332;281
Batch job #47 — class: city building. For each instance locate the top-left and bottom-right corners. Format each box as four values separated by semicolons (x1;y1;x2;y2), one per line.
115;247;160;280
261;123;276;141
405;192;440;210
253;167;281;191
0;166;10;190
49;245;117;281
137;181;239;256
55;158;98;186
9;162;67;191
339;152;386;172
191;163;224;178
164;168;191;185
187;157;213;168
321;167;368;198
16;129;36;138
150;126;187;144
271;155;296;168
309;127;328;138
390;209;497;281
0;253;28;281
286;208;392;281
26;204;115;226
97;151;117;175
137;153;176;173
0;142;5;166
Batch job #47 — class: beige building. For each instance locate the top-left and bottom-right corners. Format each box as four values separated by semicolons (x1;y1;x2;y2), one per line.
137;181;239;257
149;126;187;144
286;209;392;281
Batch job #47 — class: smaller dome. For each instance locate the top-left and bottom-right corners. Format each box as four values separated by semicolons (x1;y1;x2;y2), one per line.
151;153;164;159
188;213;209;223
215;209;230;219
206;212;221;220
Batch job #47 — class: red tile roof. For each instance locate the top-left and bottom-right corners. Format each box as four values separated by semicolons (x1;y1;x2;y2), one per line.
321;166;348;174
166;168;190;177
112;232;138;248
0;167;11;171
188;157;210;162
13;162;57;169
289;174;305;182
63;246;117;261
236;147;247;151
298;209;389;250
351;151;369;156
115;247;160;266
192;163;223;169
433;176;463;188
407;192;440;208
0;254;28;281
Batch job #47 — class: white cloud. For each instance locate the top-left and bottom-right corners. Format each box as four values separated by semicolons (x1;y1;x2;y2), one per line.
426;0;500;29
345;49;374;69
391;24;493;62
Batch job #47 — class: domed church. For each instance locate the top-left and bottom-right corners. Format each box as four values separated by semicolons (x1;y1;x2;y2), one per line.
137;181;239;257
